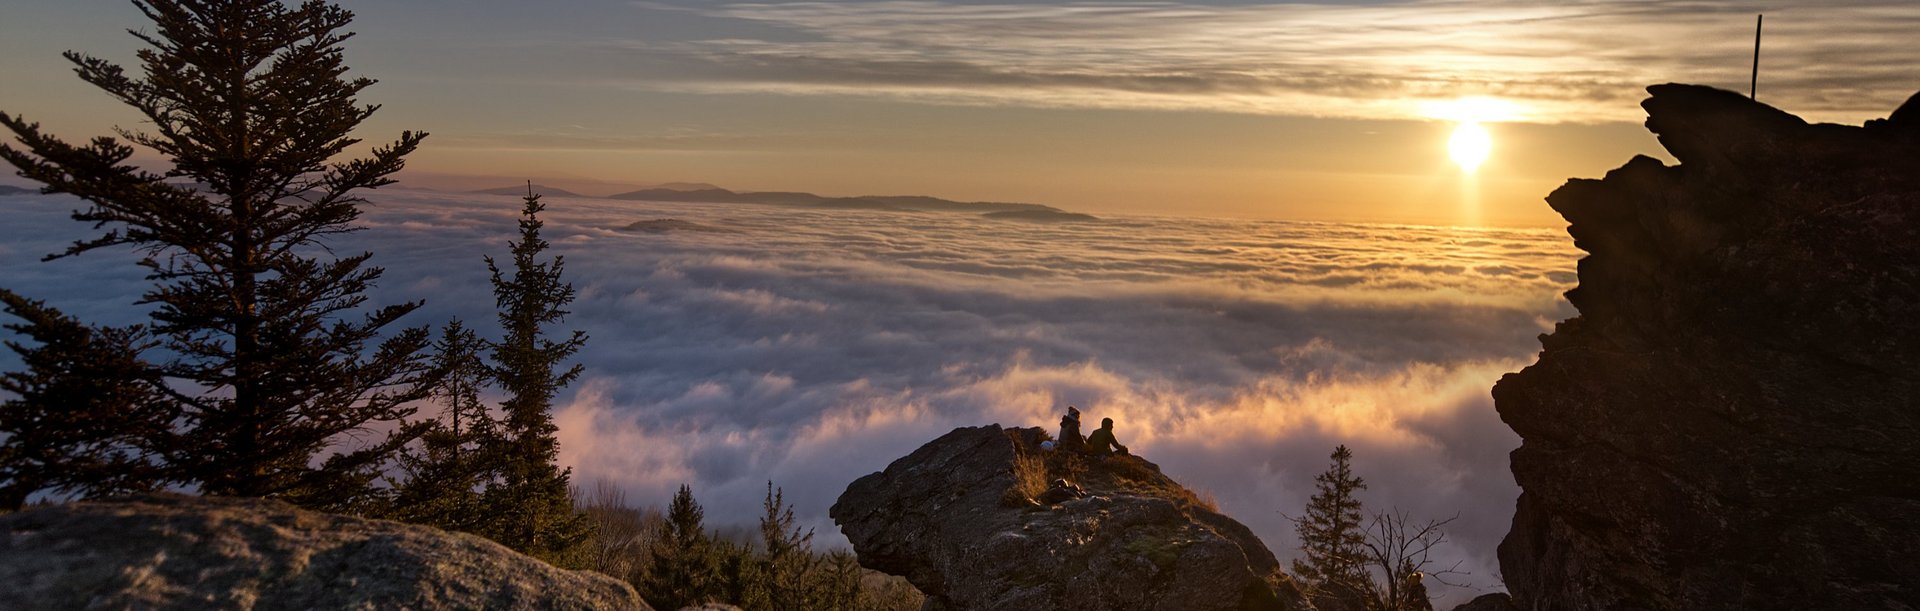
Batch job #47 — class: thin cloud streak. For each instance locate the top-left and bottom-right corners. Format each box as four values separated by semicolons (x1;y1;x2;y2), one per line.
610;0;1920;123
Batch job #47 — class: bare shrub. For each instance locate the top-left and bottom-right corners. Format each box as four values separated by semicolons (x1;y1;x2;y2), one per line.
1007;451;1049;506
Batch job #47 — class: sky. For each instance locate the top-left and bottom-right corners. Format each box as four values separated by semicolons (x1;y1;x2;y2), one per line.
4;1;1919;226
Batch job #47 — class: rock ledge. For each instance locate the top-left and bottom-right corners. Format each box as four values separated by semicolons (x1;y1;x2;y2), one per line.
0;494;647;610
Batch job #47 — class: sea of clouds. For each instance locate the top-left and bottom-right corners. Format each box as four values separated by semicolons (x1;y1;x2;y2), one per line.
0;189;1579;602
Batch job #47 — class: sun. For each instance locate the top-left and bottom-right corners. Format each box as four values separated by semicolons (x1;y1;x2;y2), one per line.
1448;121;1492;173
1423;96;1515;174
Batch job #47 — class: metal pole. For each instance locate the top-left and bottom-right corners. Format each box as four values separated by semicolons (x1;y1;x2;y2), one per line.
1751;14;1763;99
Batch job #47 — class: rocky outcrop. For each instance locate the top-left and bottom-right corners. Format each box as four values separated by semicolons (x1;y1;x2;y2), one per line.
1448;593;1516;611
831;425;1303;611
0;494;647;610
1494;84;1920;609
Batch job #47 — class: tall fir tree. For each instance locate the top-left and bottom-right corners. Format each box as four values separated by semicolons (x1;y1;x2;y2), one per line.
0;0;430;512
1292;445;1371;610
479;185;591;562
644;484;723;609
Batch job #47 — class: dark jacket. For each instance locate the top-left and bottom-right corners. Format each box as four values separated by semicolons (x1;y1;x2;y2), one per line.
1059;415;1085;450
1086;427;1127;455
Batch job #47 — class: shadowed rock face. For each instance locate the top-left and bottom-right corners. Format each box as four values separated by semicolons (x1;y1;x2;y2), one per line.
1495;84;1920;610
831;425;1304;611
1449;593;1517;611
0;495;648;610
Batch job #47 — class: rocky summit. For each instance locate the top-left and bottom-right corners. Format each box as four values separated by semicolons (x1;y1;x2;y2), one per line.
1494;84;1920;609
831;424;1305;611
0;494;647;610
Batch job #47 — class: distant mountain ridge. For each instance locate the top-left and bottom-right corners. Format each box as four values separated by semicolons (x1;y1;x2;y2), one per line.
468;181;722;199
470;184;590;198
7;181;1078;217
608;187;1065;214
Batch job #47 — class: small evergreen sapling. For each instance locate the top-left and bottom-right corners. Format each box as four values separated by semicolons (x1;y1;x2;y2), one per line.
645;484;724;609
1291;445;1371;610
760;481;823;609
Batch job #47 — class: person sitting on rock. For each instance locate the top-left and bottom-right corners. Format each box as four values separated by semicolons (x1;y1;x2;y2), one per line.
1086;417;1129;456
1058;406;1086;451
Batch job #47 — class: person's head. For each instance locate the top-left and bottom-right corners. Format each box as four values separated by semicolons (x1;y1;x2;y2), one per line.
1101;417;1114;429
1068;406;1080;417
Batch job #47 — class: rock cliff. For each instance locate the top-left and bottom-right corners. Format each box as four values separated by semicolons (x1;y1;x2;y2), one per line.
831;425;1304;611
1494;84;1920;609
0;494;647;610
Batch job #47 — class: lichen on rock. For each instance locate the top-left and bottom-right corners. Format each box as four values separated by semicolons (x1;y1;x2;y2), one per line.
0;494;648;610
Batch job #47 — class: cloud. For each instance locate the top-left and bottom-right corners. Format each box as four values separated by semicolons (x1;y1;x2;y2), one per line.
0;189;1579;603
605;0;1920;123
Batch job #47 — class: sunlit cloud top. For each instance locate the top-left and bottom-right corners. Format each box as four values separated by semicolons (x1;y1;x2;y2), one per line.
613;0;1920;123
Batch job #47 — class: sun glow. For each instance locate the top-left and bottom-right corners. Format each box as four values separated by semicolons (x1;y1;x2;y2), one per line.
1425;97;1512;174
1448;122;1492;172
1423;96;1523;123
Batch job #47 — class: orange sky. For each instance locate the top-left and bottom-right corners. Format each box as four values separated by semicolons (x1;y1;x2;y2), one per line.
4;1;1917;227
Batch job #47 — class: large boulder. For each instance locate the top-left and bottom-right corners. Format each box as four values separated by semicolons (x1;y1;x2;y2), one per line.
830;424;1303;611
1495;84;1920;609
0;494;648;610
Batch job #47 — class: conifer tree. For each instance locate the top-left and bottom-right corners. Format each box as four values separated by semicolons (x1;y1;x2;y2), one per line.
644;484;723;609
820;551;867;611
479;186;591;561
717;537;768;610
387;321;498;531
759;481;821;610
0;290;171;509
0;0;430;512
1292;445;1371;609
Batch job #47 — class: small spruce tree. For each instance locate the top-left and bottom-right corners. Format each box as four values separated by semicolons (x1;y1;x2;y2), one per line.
717;537;768;610
820;550;866;611
387;321;499;531
1292;445;1371;610
759;481;821;610
479;186;592;562
644;484;722;609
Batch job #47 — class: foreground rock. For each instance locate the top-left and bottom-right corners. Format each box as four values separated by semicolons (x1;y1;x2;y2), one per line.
1494;85;1920;609
1447;593;1516;611
0;495;647;610
831;425;1303;611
